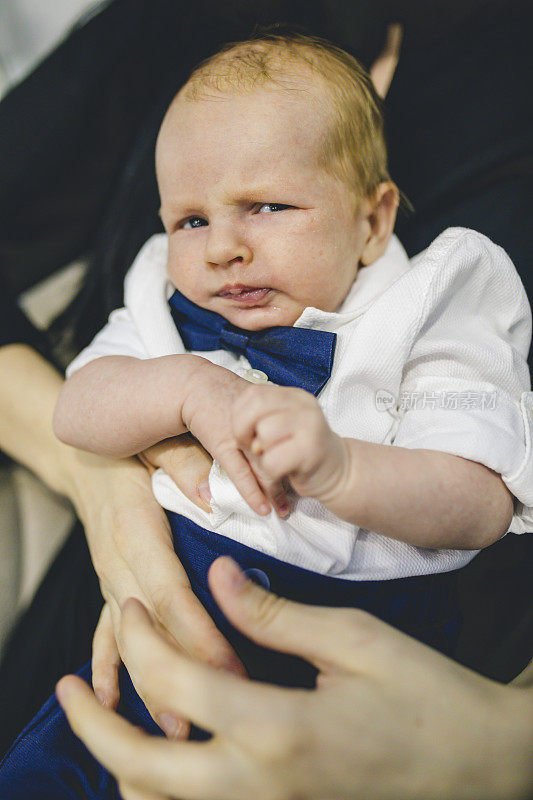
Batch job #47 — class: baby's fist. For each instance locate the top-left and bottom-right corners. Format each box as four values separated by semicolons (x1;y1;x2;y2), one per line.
232;385;348;502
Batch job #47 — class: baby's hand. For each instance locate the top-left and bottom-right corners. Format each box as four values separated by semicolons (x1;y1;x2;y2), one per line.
232;385;349;504
181;360;288;517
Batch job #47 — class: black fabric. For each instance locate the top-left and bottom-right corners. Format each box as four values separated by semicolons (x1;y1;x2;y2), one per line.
0;523;103;757
388;1;533;303
455;533;533;683
0;276;46;353
0;0;328;297
0;0;149;294
0;0;531;758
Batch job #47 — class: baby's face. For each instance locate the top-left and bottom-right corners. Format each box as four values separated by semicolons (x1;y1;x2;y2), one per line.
157;86;371;330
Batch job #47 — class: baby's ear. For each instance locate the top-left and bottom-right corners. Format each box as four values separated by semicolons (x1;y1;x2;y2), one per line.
360;182;399;266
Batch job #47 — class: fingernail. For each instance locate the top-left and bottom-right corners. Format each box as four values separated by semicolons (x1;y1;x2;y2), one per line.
95;691;107;706
55;678;70;704
156;712;185;739
198;480;211;504
217;557;247;593
251;438;263;455
278;504;290;518
258;502;270;515
222;655;247;676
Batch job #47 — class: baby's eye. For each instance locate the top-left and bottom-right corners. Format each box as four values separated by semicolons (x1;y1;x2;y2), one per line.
256;203;292;214
181;216;208;229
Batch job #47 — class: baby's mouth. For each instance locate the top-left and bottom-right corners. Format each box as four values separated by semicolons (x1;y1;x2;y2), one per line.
217;285;272;304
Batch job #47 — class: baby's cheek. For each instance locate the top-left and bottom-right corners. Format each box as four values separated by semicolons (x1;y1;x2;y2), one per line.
166;255;195;294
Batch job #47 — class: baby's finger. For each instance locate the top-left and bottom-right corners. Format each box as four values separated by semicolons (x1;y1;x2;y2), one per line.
256;474;289;518
217;444;271;516
267;481;290;518
232;385;289;450
92;603;121;709
253;410;297;453
253;438;302;485
247;453;290;517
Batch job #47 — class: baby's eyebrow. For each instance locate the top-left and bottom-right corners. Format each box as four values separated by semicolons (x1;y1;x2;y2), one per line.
161;202;204;219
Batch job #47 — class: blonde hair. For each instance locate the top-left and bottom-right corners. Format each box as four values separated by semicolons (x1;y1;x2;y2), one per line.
180;30;391;199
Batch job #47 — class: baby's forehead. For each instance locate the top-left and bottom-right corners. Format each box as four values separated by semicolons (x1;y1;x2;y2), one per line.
159;78;334;156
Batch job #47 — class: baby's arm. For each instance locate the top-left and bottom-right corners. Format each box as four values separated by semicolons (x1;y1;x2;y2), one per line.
233;384;514;549
54;354;284;516
54;354;206;456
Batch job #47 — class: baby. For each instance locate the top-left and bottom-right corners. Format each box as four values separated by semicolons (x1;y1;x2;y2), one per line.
2;29;532;800
54;32;533;664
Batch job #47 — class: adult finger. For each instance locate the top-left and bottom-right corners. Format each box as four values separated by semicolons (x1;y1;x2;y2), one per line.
99;595;190;741
119;781;167;800
96;503;247;731
370;22;403;98
119;599;284;736
56;675;239;800
208;557;419;676
141;435;213;512
113;502;246;675
92;603;121;708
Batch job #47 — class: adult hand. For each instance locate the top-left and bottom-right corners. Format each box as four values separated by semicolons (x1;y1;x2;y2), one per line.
370;22;403;98
74;447;246;740
57;557;533;800
138;433;213;511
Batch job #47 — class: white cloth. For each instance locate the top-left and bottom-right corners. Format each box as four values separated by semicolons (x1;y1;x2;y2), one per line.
68;227;533;580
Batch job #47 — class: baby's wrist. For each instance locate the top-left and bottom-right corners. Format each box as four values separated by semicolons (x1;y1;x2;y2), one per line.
174;354;213;427
180;356;241;429
311;435;354;511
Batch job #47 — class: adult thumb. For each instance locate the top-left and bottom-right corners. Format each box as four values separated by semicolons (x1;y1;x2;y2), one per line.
207;556;388;674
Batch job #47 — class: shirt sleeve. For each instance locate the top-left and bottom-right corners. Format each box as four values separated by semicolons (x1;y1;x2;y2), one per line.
391;228;533;533
66;306;150;377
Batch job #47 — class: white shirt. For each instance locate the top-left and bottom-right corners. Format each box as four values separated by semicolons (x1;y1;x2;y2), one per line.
68;227;533;580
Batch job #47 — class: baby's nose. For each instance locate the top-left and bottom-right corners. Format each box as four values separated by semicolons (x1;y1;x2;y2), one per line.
205;223;252;267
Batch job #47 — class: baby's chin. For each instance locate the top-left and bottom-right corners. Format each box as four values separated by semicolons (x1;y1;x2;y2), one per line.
218;302;303;330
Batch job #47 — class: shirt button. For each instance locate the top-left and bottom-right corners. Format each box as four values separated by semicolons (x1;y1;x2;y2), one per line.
243;568;271;589
243;368;269;384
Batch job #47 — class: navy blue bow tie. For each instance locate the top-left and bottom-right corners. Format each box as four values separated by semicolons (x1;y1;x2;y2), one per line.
168;290;336;396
